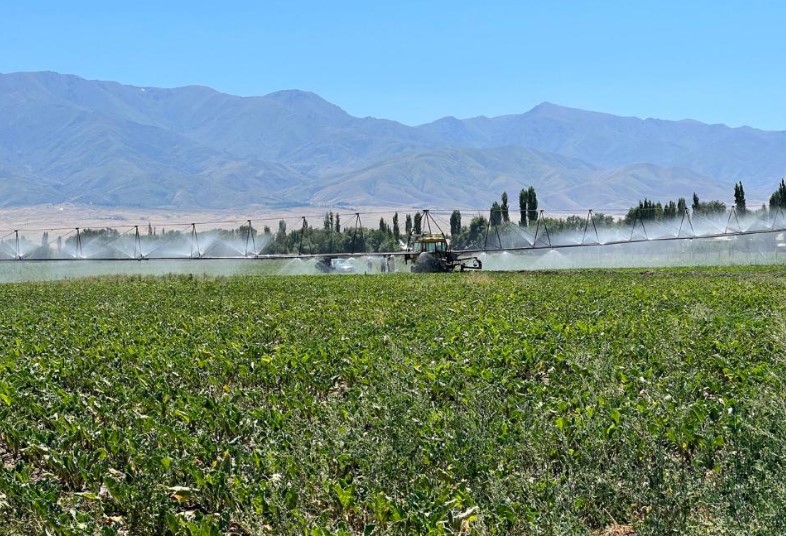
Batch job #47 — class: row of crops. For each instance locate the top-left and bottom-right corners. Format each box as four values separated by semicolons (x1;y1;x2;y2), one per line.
1;268;786;534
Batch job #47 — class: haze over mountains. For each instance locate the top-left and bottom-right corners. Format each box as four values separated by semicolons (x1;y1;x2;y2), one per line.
1;71;785;211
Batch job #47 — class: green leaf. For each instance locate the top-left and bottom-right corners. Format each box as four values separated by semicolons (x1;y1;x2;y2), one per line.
610;408;621;425
555;417;566;431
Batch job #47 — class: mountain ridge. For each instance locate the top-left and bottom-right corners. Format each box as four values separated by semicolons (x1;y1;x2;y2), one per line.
1;71;784;210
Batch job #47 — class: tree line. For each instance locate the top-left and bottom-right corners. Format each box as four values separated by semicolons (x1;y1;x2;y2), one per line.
619;180;786;223
12;179;786;258
261;178;786;254
437;178;786;249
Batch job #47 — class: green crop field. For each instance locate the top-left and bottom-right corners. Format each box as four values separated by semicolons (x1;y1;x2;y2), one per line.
2;268;786;534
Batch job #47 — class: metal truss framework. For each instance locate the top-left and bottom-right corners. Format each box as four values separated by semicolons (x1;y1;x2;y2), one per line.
0;206;784;262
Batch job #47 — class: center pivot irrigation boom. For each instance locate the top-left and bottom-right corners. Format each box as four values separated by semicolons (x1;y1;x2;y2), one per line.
404;211;482;272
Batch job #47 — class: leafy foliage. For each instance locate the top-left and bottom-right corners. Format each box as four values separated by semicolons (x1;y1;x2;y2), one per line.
2;268;786;533
734;182;747;215
519;186;538;227
769;179;786;210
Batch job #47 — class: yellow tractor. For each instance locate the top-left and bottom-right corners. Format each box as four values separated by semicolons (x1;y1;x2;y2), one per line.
405;233;482;272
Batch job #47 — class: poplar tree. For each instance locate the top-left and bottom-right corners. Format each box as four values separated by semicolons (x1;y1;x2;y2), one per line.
770;179;786;209
392;213;400;240
501;192;510;223
519;188;528;226
734;182;746;215
489;201;502;226
450;210;462;237
527;186;539;224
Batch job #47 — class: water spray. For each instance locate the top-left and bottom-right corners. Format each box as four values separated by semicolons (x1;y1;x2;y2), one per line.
190;223;201;259
245;220;255;257
532;211;552;247
483;217;504;251
581;210;600;245
75;228;83;259
677;209;695;238
0;206;784;279
725;207;742;234
133;226;144;260
629;214;648;241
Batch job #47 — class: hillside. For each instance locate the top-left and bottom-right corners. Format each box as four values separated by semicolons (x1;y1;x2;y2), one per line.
1;71;784;210
418;102;786;191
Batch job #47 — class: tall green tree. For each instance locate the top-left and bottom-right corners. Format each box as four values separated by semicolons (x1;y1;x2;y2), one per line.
677;197;687;214
392;213;400;240
519;188;528;226
450;210;462;237
527;186;538;224
413;212;423;235
692;192;700;214
734;182;746;215
465;216;488;248
405;214;413;236
275;220;288;251
501;192;510;223
489;201;502;226
334;213;341;233
625;198;665;223
769;179;786;209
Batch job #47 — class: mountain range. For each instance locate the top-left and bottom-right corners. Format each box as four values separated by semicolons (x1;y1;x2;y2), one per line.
1;71;785;211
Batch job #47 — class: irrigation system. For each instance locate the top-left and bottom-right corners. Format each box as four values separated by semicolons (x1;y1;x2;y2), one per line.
1;207;785;274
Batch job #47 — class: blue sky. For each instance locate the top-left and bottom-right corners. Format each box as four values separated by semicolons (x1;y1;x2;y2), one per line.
2;1;785;129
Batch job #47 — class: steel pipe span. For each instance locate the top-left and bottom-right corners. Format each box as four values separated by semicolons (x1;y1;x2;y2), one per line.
0;206;784;264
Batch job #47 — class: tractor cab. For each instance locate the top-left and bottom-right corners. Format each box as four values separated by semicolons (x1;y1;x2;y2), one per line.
410;234;450;254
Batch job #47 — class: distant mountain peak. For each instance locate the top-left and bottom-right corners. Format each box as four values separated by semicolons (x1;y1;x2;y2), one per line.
525;101;617;121
264;89;338;108
530;101;561;111
262;88;350;121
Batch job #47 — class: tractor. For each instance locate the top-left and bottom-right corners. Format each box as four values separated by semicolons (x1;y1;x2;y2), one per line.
405;233;482;272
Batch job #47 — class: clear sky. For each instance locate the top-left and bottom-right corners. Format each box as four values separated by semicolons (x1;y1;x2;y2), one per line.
2;0;785;129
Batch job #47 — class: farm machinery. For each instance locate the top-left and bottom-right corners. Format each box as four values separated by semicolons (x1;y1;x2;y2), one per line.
405;233;482;272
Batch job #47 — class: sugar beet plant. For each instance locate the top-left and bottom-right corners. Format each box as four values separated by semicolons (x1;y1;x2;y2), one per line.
2;268;786;534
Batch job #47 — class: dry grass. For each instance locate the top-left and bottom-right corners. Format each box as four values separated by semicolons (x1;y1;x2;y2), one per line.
593;524;635;536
